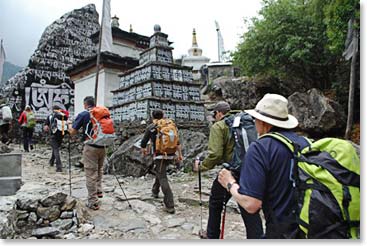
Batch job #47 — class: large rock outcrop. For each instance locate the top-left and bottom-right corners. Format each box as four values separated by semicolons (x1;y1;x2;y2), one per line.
3;4;99;120
209;76;309;110
210;76;259;110
288;88;347;137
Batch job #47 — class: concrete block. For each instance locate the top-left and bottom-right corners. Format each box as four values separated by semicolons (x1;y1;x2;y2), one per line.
0;153;22;196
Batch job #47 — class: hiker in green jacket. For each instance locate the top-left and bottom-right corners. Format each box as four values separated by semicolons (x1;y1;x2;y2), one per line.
193;101;263;239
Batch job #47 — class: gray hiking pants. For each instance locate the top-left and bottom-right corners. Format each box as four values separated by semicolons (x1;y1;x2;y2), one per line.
82;144;106;205
152;159;174;209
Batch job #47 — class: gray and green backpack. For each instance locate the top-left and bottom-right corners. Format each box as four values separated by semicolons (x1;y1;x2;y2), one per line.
262;132;360;239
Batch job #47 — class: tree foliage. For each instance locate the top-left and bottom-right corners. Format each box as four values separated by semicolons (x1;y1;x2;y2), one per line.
324;0;360;54
233;0;359;90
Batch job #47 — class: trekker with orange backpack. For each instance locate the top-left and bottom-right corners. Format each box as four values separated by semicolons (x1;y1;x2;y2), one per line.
68;96;115;210
140;109;183;214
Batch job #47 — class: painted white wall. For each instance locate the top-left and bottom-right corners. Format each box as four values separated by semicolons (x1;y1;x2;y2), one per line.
103;70;120;108
74;73;96;116
74;68;120;115
112;42;142;59
73;41;140;116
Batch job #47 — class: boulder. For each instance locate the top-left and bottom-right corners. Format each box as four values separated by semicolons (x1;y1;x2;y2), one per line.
288;88;347;137
40;192;67;207
209;76;309;110
210;76;259;110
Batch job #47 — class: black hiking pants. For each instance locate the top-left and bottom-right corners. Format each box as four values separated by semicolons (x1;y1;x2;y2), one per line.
0;123;10;144
152;158;175;209
22;127;33;152
50;135;63;171
206;176;264;239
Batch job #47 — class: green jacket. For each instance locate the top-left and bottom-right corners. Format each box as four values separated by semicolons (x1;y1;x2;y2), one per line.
201;111;237;171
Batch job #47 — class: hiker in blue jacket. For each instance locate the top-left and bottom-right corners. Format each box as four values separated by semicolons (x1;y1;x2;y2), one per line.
218;94;309;238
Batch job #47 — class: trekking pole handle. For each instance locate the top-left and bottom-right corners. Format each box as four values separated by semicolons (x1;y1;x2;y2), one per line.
222;162;231;170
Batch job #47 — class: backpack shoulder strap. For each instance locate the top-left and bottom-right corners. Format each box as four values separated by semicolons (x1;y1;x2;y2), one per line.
261;132;296;153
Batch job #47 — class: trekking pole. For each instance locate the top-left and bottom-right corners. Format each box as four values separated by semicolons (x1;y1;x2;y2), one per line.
68;133;72;196
107;145;132;209
220;162;231;240
220;201;227;239
196;156;204;238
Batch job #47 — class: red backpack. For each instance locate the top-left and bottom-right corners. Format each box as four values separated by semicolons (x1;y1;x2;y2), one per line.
85;106;116;146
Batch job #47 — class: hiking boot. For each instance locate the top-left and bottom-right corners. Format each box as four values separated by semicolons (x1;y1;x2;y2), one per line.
86;202;100;210
49;160;54;166
97;192;103;198
164;207;175;214
151;192;159;198
199;229;208;239
56;168;62;172
30;145;34;150
76;161;84;168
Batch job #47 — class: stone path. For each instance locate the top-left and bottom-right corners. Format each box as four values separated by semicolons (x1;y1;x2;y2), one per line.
1;143;265;239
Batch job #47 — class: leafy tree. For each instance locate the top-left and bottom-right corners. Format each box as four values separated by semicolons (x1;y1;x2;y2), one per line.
233;0;338;89
324;0;360;55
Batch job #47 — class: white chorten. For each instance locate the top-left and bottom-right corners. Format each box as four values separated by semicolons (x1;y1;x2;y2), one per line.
182;29;210;80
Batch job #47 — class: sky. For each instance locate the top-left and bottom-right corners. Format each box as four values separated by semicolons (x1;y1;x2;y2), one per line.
0;0;263;67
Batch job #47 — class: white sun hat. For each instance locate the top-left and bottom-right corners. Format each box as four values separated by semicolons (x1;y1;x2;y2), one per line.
245;94;298;129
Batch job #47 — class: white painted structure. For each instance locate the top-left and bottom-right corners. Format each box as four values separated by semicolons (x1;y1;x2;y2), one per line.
70;16;149;116
74;68;120;115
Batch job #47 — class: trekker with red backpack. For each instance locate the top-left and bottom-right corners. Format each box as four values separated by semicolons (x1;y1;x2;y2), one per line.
68;96;115;210
140;109;183;214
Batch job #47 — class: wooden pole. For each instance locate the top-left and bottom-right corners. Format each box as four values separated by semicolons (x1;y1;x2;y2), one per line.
94;0;105;103
345;27;358;140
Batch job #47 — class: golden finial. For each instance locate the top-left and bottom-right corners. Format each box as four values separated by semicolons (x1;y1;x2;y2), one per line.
192;28;198;47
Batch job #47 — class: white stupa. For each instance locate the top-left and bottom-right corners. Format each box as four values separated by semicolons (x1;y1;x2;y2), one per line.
182;29;210;80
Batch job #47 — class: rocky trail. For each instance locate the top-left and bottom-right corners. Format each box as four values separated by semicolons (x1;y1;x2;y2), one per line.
0;143;264;239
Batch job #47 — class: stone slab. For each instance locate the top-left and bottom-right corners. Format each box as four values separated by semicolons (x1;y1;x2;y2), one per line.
0;153;22;176
0;177;22;196
0;153;22;196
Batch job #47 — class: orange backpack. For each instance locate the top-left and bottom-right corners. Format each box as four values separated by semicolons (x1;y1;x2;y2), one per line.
85;106;116;146
154;118;179;155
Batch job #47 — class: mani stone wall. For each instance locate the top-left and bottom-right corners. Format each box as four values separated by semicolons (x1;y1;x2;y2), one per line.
111;26;205;124
3;4;99;121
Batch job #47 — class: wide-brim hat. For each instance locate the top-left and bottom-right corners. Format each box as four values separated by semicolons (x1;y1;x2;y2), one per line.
245;94;298;129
